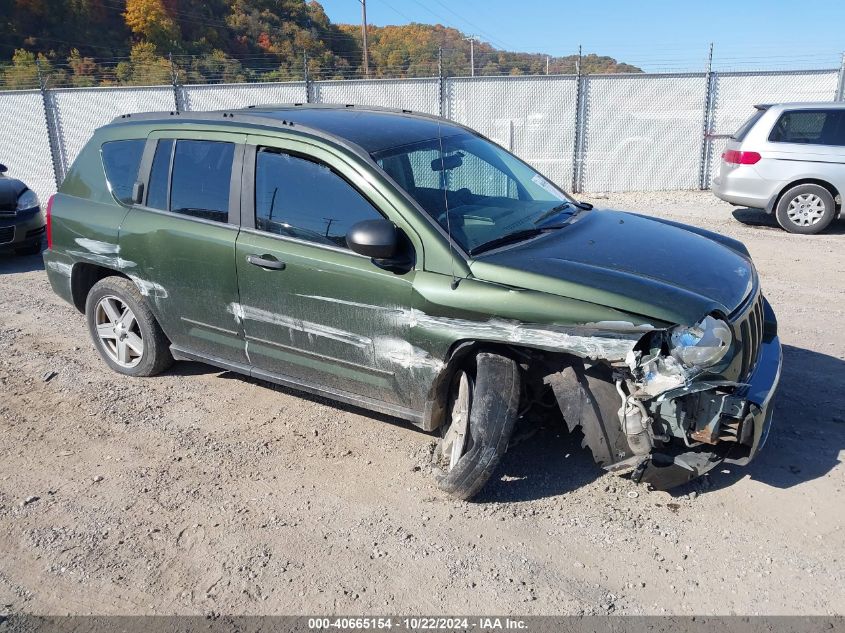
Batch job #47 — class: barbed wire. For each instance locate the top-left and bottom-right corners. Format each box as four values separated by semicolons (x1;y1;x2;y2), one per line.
1;48;841;91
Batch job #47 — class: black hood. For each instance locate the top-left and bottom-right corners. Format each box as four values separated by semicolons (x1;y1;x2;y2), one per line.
0;177;27;212
469;209;756;326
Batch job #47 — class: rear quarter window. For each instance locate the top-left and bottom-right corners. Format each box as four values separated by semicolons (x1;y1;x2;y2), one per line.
732;109;766;141
768;110;845;146
101;139;145;205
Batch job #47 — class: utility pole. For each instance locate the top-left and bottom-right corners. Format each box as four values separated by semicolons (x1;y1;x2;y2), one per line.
546;55;550;75
359;0;369;78
464;35;477;77
438;46;444;117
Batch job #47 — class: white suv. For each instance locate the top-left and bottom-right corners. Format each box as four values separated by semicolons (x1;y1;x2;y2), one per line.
712;102;845;234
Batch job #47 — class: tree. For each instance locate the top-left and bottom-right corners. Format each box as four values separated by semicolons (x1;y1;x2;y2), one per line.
68;49;98;87
124;0;181;53
115;42;173;86
2;49;50;89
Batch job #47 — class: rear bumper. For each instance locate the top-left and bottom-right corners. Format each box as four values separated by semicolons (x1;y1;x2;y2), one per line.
42;249;76;306
711;165;782;211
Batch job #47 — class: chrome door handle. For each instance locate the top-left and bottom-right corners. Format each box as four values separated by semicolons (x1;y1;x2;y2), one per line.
246;254;285;270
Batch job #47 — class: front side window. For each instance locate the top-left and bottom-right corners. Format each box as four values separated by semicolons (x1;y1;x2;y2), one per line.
769;110;845;146
254;149;383;248
101;139;145;205
145;139;234;223
373;132;575;254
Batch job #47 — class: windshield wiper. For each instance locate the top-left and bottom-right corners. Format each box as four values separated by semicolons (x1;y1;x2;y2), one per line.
469;224;566;256
533;200;592;226
533;202;574;225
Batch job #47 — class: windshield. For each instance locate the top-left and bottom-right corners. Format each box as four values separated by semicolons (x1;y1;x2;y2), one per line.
372;132;576;253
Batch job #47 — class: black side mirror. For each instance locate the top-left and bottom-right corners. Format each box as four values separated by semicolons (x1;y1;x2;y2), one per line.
346;219;399;259
0;164;7;174
346;219;412;270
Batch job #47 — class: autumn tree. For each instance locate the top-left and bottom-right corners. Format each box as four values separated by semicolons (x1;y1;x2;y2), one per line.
124;0;181;53
2;49;51;89
115;42;173;86
1;0;641;87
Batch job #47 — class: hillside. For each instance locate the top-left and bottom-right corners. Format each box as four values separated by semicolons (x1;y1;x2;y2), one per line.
0;0;641;88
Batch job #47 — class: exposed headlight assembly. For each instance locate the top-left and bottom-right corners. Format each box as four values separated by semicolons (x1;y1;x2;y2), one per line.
16;189;39;212
669;315;732;368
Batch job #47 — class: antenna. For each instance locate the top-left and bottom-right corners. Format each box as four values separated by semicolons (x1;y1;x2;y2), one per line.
436;118;460;290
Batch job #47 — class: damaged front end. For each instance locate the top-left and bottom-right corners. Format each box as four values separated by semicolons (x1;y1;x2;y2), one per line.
547;292;782;490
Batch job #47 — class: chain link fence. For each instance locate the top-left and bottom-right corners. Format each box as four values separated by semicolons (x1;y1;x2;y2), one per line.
2;66;843;203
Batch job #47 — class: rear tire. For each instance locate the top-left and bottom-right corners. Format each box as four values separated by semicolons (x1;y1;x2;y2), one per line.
432;352;521;500
85;276;173;377
775;184;836;234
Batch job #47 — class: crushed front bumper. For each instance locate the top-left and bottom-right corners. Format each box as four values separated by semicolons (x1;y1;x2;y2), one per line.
633;333;782;489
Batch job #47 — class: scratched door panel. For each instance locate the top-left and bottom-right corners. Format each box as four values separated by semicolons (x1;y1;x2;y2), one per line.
234;232;415;405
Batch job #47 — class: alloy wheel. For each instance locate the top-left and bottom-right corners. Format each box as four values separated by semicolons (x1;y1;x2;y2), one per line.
94;295;144;368
440;370;472;471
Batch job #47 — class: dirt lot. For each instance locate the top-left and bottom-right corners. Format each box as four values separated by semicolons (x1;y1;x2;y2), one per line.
1;191;843;616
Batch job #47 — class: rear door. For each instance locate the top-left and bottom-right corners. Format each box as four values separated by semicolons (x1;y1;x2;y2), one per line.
119;130;248;364
234;135;421;410
759;109;845;187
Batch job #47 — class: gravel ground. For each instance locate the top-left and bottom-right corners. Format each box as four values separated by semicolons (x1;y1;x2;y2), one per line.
0;191;843;616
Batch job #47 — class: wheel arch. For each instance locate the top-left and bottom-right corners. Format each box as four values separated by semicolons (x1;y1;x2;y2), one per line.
70;263;130;313
768;178;841;215
421;338;590;432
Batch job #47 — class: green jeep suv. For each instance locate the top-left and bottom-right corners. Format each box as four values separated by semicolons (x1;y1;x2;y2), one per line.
43;105;782;498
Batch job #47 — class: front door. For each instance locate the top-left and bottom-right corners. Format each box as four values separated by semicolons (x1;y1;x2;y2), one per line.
234;140;420;409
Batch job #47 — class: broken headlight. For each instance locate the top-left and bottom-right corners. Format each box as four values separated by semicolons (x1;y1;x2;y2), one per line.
669;315;732;368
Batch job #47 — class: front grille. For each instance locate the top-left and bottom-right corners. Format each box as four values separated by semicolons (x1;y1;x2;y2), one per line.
0;226;13;244
732;291;765;380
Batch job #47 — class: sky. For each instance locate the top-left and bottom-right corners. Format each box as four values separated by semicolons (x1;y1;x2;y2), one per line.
317;0;845;72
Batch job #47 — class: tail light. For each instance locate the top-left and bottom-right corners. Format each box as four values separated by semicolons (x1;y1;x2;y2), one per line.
45;194;55;249
722;149;761;165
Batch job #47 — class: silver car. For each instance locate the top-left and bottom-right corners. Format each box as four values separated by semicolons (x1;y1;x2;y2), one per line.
712;102;845;234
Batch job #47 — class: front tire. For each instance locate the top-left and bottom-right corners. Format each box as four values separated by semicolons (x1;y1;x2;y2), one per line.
432;352;521;500
775;184;836;234
85;276;173;377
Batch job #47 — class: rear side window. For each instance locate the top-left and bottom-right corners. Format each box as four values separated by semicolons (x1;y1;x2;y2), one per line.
145;139;235;223
146;139;172;211
768;110;845;146
101;140;145;204
254;149;383;248
732;108;766;141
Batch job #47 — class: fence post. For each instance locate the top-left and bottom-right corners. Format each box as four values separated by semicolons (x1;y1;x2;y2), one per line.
438;47;445;118
168;53;182;112
698;43;715;190
304;52;312;103
570;46;584;193
836;52;845;101
36;59;62;190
